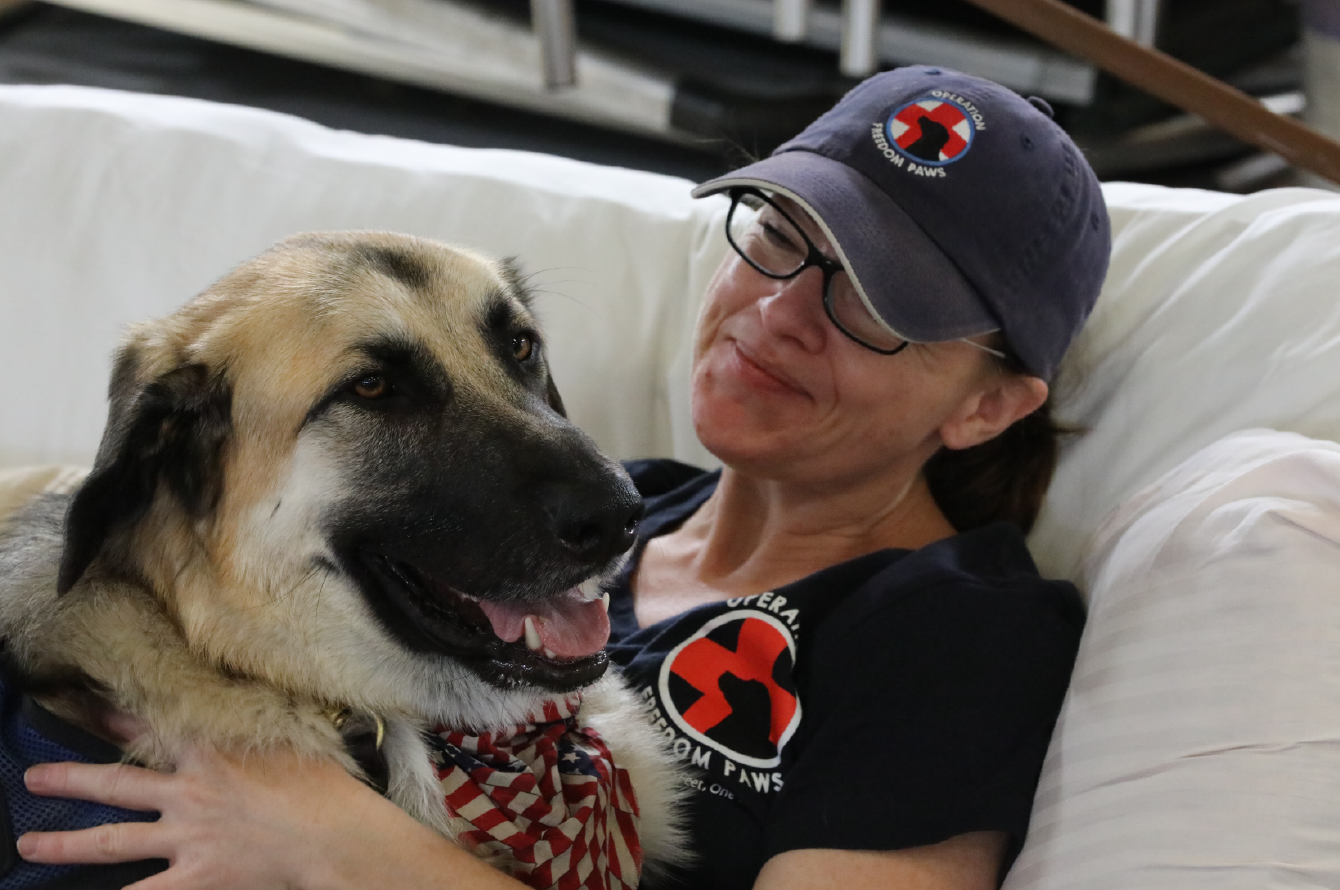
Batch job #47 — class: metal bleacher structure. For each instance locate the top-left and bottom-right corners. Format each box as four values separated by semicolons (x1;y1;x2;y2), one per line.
19;0;1167;140
5;0;1304;189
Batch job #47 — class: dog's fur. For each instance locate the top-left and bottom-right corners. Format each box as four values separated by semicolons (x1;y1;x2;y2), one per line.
0;232;684;875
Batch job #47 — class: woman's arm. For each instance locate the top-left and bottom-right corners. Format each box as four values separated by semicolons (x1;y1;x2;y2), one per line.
754;831;1006;890
20;747;528;890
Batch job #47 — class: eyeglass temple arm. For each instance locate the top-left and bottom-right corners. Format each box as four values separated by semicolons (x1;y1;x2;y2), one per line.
959;338;1009;360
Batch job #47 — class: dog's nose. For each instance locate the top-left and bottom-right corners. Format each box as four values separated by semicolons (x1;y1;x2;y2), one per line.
539;484;643;563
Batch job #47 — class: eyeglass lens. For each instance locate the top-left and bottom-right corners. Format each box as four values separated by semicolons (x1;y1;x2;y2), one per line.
727;192;906;353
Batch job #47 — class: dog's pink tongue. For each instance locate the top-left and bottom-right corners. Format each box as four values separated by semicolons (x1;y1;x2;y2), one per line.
477;592;610;659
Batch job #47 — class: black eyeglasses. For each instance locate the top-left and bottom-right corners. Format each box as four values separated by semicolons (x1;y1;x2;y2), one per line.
724;187;910;355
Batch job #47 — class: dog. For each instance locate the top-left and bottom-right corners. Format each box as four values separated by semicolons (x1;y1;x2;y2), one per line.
0;232;685;885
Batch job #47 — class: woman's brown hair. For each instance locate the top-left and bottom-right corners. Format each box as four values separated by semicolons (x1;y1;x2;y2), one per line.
923;339;1071;534
924;397;1065;535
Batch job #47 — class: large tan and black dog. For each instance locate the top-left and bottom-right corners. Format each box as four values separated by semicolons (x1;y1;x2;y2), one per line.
0;232;683;880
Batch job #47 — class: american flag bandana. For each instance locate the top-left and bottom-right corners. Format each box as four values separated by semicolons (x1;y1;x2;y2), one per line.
427;696;644;890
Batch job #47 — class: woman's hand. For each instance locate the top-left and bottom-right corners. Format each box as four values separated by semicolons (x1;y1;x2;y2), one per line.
19;746;526;890
754;831;1006;890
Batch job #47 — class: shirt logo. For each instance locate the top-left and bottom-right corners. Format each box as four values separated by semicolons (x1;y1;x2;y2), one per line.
658;610;800;769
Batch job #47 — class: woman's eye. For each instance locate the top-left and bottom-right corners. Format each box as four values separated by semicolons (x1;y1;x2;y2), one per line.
512;333;535;362
352;374;389;399
761;221;803;256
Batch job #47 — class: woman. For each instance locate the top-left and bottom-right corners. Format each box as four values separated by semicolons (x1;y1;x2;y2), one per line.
18;65;1108;890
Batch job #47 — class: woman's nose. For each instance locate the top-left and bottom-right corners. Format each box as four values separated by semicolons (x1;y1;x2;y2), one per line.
757;266;828;351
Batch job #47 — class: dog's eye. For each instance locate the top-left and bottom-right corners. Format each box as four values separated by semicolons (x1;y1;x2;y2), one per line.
512;333;535;363
352;374;390;399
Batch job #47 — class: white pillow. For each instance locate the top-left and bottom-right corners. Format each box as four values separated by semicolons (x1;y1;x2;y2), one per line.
1035;183;1340;582
0;85;727;470
1006;428;1340;890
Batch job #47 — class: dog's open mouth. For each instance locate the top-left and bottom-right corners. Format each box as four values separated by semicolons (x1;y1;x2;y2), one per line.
360;553;610;691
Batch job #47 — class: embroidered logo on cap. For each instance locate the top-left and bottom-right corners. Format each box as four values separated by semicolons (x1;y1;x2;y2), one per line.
870;90;987;178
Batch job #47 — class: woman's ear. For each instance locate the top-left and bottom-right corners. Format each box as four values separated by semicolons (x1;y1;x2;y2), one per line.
940;374;1049;451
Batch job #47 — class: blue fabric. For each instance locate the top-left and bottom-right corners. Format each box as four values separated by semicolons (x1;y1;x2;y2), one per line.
0;673;158;889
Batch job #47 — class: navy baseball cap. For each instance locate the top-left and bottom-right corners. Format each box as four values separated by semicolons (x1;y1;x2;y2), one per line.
691;66;1110;380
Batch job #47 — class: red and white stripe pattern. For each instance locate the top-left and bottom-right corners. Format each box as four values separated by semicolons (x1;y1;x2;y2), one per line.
428;696;644;890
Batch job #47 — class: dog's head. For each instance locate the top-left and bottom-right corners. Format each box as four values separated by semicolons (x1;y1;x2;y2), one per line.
58;232;642;723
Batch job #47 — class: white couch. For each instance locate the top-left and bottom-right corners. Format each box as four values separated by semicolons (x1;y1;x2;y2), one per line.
4;86;1340;888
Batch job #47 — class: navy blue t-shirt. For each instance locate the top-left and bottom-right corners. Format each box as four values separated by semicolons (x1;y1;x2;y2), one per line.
607;461;1084;890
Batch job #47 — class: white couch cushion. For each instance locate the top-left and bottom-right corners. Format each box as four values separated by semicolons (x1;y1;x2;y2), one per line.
1033;183;1340;582
0;84;726;470
1006;428;1340;888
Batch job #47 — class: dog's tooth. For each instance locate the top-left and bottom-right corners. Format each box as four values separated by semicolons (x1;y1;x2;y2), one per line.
601;592;610;613
543;647;558;659
524;616;543;652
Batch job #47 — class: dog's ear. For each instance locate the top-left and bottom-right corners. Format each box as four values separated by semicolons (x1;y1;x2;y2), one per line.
544;374;567;418
58;349;232;594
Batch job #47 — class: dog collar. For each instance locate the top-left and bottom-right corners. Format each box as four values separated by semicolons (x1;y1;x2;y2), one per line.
428;695;644;890
327;706;389;794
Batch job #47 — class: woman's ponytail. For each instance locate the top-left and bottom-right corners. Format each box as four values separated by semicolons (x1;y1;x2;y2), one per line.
923;398;1065;534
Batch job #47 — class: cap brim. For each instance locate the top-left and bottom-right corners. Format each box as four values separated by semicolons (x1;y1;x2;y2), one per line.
692;151;999;344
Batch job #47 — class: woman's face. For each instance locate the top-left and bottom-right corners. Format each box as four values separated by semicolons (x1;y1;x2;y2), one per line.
690;196;1013;488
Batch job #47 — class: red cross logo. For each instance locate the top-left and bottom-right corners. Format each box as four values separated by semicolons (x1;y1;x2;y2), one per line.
659;611;801;768
887;99;974;164
672;617;797;743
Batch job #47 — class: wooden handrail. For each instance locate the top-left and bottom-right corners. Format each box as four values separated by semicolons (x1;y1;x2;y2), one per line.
960;0;1340;185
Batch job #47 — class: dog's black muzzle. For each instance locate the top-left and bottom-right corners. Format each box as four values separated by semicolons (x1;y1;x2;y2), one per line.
331;406;642;692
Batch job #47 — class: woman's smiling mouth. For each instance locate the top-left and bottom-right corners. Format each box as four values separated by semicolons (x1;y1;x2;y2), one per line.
728;339;812;398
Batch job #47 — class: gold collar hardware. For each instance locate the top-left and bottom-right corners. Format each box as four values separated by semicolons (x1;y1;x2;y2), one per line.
326;706;386;750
